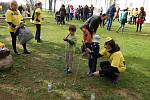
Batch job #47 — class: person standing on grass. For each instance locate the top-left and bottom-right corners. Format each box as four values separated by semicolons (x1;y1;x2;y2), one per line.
86;35;100;77
66;5;70;21
106;4;116;31
59;4;66;25
136;7;146;32
34;1;43;43
5;0;30;55
132;8;138;25
116;8;128;33
88;37;126;84
114;7;120;21
63;25;77;74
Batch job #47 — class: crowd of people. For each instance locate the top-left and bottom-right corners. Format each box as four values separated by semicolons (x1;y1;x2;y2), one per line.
2;0;147;84
59;3;146;83
55;4;95;25
55;4;146;33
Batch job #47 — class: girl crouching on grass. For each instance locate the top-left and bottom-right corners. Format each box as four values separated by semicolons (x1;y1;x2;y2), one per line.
89;37;126;84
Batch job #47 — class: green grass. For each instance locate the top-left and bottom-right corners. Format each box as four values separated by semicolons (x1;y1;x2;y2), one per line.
0;13;150;100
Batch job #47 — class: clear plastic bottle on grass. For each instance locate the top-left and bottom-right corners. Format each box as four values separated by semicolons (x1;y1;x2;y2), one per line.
90;93;95;100
48;83;52;92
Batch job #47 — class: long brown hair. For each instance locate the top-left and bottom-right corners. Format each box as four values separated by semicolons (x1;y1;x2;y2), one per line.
105;39;120;53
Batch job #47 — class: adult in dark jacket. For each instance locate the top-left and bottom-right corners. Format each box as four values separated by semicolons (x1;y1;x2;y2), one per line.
106;4;116;31
83;15;102;35
83;5;89;21
59;4;66;24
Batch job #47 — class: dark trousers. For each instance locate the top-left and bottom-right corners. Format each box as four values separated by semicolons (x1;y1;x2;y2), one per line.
83;14;88;22
35;24;41;41
10;32;27;52
88;56;97;73
100;61;119;80
66;13;69;21
136;23;142;32
60;16;65;24
133;17;137;25
70;13;73;20
100;20;105;28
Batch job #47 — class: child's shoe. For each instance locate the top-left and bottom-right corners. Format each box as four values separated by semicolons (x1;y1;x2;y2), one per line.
88;73;94;77
67;70;72;74
64;68;69;75
67;68;72;74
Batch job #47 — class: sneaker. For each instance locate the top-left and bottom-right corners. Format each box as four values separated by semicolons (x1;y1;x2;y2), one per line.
23;51;31;55
87;71;91;75
37;39;42;43
64;68;69;75
67;70;73;74
14;51;20;55
88;73;94;77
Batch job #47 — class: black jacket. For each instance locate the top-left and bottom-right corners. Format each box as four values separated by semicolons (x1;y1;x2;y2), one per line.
90;42;100;58
84;15;101;34
59;7;66;17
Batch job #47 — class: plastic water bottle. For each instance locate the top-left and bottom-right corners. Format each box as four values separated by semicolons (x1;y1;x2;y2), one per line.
48;83;52;92
90;93;95;100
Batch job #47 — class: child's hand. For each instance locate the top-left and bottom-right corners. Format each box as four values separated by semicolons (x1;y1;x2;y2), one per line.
86;48;91;54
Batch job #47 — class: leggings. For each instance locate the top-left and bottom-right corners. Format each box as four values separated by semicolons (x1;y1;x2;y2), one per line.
99;61;119;80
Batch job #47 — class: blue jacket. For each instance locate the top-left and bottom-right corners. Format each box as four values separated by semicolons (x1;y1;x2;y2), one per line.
119;11;128;22
106;4;116;17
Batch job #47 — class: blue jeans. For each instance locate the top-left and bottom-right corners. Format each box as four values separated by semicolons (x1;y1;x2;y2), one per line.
70;13;73;20
107;17;113;30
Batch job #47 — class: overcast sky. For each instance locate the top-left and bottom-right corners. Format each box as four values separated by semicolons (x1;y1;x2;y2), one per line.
1;0;26;5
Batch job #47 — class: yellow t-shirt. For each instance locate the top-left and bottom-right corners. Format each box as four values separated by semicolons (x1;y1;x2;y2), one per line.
34;8;42;24
109;51;126;72
132;11;138;17
100;48;111;58
5;10;23;32
0;42;5;48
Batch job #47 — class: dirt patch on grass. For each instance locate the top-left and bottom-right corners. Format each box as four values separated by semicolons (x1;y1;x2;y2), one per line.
62;89;84;100
0;84;30;99
114;88;142;100
0;91;18;100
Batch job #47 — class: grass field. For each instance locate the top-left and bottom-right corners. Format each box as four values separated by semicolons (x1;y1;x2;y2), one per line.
0;13;150;100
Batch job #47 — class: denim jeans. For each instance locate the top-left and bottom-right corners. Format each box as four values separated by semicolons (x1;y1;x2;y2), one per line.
107;17;113;30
